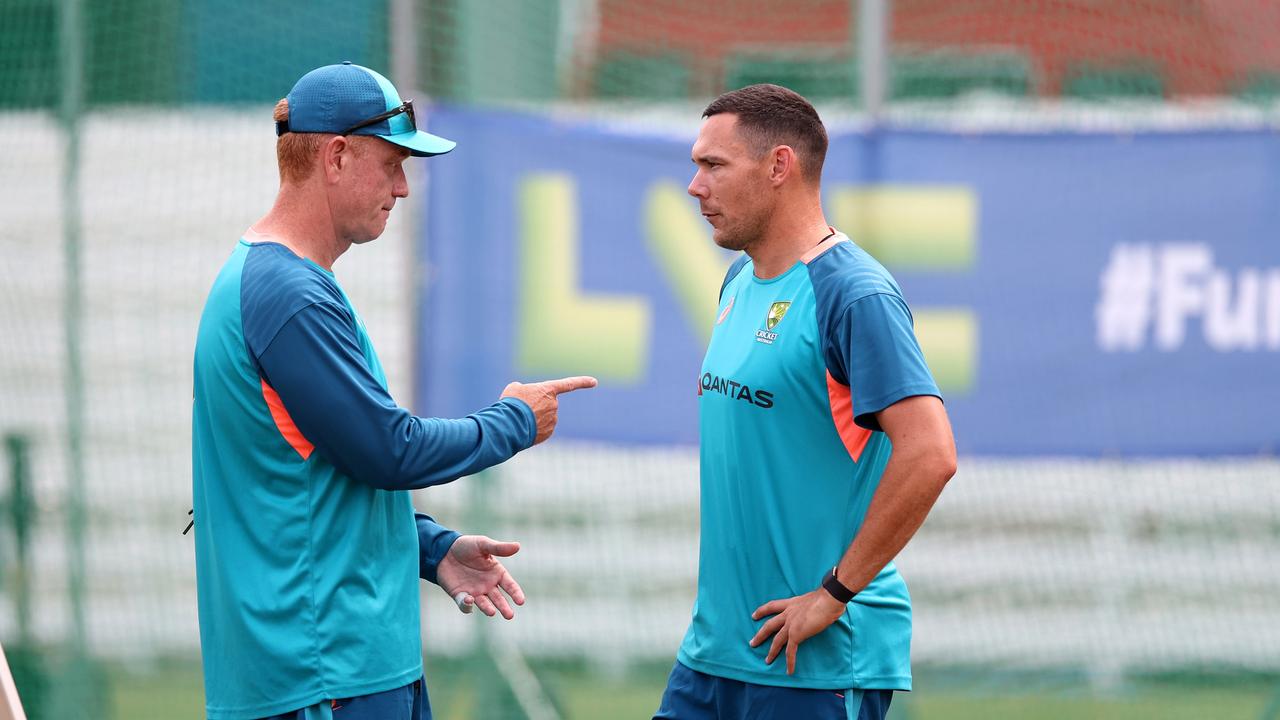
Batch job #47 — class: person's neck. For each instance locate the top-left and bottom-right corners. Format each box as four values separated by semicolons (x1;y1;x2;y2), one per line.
747;198;832;279
249;186;348;271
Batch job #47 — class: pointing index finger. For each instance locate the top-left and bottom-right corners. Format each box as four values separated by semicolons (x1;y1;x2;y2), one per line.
545;376;598;395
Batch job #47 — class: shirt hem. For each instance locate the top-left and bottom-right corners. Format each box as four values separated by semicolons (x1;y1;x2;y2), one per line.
854;384;943;430
676;650;910;691
204;665;423;720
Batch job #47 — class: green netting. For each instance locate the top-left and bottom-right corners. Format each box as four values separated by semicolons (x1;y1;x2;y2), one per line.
724;52;858;100
891;50;1033;99
84;0;184;105
1062;62;1166;100
1233;71;1280;102
593;51;693;100
0;1;57;109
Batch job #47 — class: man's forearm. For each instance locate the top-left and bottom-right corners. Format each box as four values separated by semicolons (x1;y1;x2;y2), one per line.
833;445;953;595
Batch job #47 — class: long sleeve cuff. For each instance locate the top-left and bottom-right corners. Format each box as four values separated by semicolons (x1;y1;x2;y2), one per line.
416;512;461;584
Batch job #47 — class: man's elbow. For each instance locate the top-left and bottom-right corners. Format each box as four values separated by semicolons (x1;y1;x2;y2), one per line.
933;443;957;486
936;448;957;485
363;454;470;491
337;449;409;490
918;441;956;490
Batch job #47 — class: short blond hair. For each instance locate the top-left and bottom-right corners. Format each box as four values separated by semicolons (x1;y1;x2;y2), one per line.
274;98;327;184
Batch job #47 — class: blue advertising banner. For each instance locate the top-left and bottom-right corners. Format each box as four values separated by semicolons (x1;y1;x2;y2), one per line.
421;107;1280;456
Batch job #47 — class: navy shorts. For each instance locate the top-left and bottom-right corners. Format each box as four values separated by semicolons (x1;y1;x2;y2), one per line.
258;676;431;720
653;661;893;720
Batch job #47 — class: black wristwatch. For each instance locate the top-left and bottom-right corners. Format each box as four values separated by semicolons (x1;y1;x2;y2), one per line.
821;566;855;604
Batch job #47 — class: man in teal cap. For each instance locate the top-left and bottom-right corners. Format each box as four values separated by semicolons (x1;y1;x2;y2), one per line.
191;62;596;720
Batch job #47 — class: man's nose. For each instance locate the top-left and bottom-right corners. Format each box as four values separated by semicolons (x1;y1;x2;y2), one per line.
393;166;410;198
687;171;707;199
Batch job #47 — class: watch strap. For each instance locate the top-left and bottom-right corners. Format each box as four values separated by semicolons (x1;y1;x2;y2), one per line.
822;566;855;604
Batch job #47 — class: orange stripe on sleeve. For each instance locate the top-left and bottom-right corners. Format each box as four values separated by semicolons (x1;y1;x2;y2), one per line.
261;379;315;460
826;371;871;463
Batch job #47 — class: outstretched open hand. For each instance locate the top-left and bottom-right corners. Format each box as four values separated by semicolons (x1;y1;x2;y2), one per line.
437;535;526;619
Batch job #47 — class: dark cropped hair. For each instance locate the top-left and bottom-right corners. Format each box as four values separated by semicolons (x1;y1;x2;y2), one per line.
703;83;828;182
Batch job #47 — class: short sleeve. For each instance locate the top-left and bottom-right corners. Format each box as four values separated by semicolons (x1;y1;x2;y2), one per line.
830;293;942;432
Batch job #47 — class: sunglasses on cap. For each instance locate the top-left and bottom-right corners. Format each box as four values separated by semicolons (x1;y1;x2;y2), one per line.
341;100;416;135
274;100;416;137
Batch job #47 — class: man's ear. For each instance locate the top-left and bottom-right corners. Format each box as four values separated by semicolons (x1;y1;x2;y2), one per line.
321;135;351;184
768;145;798;187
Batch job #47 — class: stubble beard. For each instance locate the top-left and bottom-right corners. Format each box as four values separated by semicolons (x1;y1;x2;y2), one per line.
712;212;765;254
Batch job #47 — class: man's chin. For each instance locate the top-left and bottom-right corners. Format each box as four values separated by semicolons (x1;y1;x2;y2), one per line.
354;222;389;244
713;231;748;252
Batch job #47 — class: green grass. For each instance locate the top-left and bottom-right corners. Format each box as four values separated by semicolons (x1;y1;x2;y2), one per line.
900;689;1266;720
91;657;1280;720
110;659;205;720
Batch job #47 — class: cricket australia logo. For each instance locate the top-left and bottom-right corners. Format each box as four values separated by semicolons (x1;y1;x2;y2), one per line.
755;301;791;344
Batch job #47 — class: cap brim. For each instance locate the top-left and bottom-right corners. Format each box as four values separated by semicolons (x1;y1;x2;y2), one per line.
384;129;456;157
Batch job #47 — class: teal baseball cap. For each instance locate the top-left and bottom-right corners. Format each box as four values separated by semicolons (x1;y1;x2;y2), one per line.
276;61;455;157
